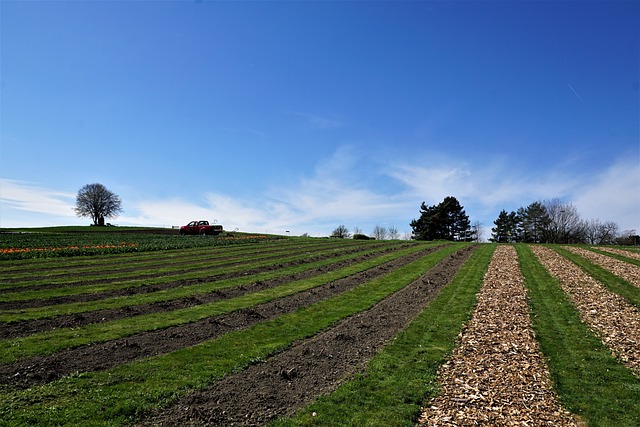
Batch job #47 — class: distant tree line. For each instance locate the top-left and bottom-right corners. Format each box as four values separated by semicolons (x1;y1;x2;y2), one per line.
331;194;635;245
330;224;403;240
490;198;637;245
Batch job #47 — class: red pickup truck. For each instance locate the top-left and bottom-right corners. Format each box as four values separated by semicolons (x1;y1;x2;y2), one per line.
179;220;224;236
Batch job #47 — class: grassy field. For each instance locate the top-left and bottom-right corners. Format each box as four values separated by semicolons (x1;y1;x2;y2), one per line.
1;228;639;426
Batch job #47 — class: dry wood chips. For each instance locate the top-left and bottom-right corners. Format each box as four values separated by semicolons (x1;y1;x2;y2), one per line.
599;247;640;261
564;246;640;288
419;245;577;426
531;246;640;376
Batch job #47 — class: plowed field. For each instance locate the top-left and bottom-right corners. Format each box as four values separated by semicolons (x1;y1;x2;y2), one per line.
1;238;639;426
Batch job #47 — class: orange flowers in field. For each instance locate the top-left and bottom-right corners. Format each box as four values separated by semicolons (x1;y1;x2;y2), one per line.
1;242;138;254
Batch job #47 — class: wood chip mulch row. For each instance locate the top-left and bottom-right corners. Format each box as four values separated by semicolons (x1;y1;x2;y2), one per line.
599;247;640;261
563;246;640;288
531;246;640;376
418;245;577;426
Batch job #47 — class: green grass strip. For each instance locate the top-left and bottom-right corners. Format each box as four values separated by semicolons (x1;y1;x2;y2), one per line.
0;241;301;280
0;242;388;300
0;244;437;363
270;244;494;427
0;237;315;272
585;246;640;267
0;244;412;323
0;240;295;275
0;245;463;426
553;246;640;308
517;245;640;427
0;240;361;292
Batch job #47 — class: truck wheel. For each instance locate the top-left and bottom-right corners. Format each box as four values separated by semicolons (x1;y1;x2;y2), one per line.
179;230;186;236
199;229;207;236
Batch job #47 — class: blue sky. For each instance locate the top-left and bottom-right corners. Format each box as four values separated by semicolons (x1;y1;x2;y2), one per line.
1;0;638;238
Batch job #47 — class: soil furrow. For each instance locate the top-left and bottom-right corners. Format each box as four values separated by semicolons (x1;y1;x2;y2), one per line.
532;245;640;376
0;243;372;295
0;246;404;339
0;241;294;276
0;244;303;283
135;245;477;427
0;246;442;390
0;244;395;310
419;245;576;426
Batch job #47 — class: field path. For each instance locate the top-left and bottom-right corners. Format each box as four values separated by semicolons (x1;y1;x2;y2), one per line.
531;246;640;376
136;246;477;426
419;245;577;426
563;246;640;287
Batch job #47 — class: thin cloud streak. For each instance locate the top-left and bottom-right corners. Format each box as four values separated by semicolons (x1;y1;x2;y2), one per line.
568;83;586;104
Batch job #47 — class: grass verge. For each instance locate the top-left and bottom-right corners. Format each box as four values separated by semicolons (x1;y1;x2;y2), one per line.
517;245;640;427
270;244;495;427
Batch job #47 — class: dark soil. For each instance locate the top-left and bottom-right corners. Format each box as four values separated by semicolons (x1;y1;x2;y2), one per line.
0;245;405;339
0;244;303;283
0;245;446;390
0;243;395;310
137;245;477;426
0;242;385;300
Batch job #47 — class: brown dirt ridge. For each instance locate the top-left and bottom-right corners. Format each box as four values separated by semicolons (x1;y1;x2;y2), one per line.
135;245;478;426
0;242;387;305
0;244;405;339
0;245;444;390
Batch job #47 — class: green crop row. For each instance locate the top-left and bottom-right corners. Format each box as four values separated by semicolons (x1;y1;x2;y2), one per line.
0;242;419;323
0;243;440;363
0;230;284;260
0;244;464;426
0;237;319;277
0;240;391;294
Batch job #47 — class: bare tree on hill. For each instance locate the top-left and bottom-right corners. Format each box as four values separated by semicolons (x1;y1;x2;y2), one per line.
74;183;123;226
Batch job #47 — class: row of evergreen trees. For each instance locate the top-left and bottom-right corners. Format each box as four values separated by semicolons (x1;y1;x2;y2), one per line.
409;196;634;245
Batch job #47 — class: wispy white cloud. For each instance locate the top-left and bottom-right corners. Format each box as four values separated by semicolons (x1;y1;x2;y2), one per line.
2;149;637;236
385;158;578;215
0;179;76;215
573;158;640;231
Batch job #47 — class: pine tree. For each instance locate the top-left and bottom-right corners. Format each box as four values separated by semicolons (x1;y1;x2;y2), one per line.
410;196;471;241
